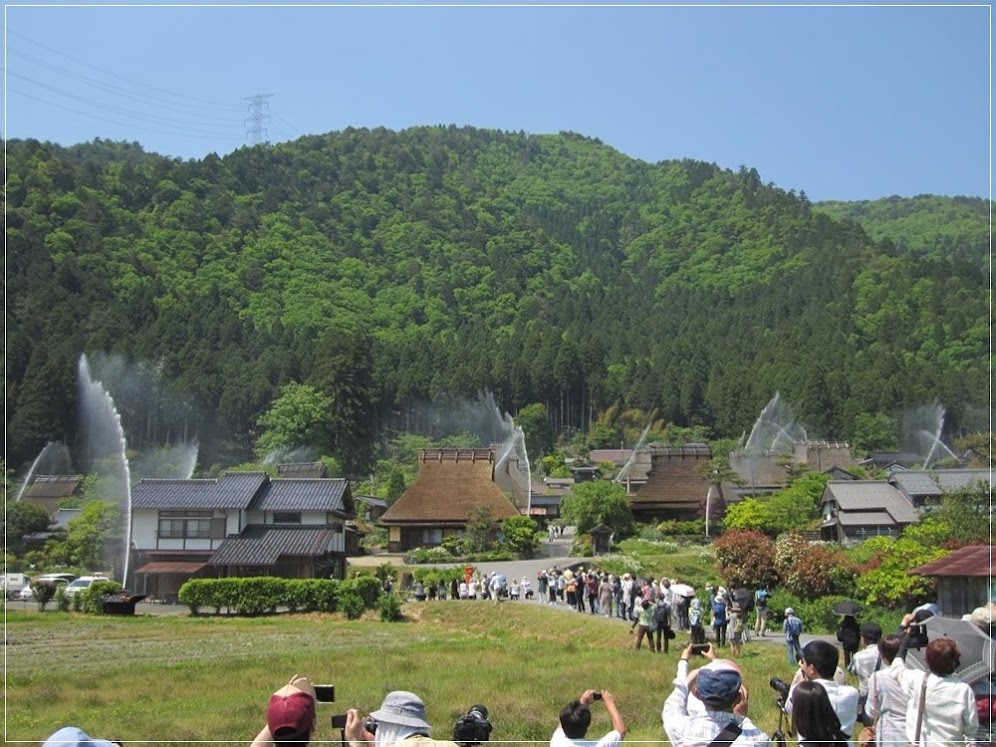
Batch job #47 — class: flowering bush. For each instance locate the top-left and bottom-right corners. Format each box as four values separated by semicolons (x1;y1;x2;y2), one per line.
713;529;779;588
774;534;856;600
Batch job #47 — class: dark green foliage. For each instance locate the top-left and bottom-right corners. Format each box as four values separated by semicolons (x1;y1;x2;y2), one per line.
377;592;404;622
176;577;341;615
339;589;366;620
79;579;123;614
5;132;988;471
341;574;382;608
3;502;55;556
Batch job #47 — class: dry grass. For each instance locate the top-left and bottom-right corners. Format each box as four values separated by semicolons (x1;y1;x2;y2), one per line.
6;602;838;745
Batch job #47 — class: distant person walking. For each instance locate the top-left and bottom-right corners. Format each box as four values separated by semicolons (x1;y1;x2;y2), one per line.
784;608;803;665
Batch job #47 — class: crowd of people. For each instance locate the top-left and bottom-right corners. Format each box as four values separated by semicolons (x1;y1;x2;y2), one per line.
40;582;993;747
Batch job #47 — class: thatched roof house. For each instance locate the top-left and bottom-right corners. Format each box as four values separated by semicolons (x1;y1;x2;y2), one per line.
23;474;84;515
379;449;520;552
630;444;714;523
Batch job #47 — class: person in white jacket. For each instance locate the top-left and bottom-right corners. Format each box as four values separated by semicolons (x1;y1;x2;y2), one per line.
886;620;978;747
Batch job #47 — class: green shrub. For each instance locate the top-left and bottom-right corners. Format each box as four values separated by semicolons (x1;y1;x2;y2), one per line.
293;579;340;612
54;585;69;612
656;519;706;537
340;589;365;620
178;578;212;615
79;580;123;614
30;582;58;611
342;575;381;608
377;592;404;622
405;547;454;564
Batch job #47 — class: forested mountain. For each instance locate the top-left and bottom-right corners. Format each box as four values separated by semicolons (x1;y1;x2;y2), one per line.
6;128;989;474
815;195;990;267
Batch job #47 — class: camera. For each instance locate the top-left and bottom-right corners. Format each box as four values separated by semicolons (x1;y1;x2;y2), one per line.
453;704;492;747
690;644;711;655
331;715;378;734
315;685;336;703
592;692;603;701
769;677;790;699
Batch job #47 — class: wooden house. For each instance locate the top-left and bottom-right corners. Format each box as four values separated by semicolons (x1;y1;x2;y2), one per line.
910;545;994;617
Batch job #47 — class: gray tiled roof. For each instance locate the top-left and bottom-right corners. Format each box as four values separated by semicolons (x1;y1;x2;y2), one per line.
838;511;897;526
131;473;267;510
208;525;334;567
890;471;942;498
822;481;919;524
248;479;351;512
934;469;991;491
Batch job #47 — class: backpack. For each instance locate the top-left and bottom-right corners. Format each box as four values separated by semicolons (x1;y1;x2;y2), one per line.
653;601;671;627
756;590;768;609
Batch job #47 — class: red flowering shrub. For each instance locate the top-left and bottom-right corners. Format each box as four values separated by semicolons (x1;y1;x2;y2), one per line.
713;529;779;588
775;534;856;600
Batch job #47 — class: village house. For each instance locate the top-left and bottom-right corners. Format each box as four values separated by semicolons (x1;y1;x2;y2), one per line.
130;471;356;601
377;448;520;553
629;444;715;523
819;480;920;543
21;474;84;516
910;544;994;617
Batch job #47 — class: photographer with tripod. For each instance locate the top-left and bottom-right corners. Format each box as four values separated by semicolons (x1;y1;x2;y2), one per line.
661;643;770;747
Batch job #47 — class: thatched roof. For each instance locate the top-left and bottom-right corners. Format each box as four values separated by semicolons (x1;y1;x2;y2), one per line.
380;449;519;525
631;445;713;507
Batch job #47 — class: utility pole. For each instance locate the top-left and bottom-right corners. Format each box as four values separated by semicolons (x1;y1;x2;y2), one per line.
244;93;273;146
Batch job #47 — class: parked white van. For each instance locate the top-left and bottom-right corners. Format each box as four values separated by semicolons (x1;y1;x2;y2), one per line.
1;573;32;599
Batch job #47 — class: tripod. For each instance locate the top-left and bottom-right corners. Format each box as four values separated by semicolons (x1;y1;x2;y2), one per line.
772;696;787;747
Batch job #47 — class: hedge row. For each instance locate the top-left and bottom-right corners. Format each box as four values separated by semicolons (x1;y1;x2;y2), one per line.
177;575;382;616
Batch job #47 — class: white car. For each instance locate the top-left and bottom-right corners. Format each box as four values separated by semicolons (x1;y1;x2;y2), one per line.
20;574;76;600
63;575;110;598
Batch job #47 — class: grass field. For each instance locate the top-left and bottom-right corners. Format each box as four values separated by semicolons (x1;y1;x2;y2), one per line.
4;601;847;745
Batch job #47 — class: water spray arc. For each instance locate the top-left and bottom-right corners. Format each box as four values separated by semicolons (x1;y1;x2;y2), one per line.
78;355;134;584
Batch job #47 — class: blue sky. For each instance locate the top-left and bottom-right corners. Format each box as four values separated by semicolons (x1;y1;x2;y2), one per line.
3;4;990;201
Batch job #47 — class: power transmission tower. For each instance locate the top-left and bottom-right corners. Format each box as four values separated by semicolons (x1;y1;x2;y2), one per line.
244;93;273;145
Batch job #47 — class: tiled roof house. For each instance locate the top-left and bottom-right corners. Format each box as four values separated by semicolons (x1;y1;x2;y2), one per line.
130;472;355;600
630;444;714;523
890;469;992;509
378;449;519;552
819;481;919;543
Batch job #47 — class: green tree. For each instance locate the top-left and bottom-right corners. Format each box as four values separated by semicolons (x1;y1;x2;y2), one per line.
65;500;121;571
851;413;898;454
515;403;555;460
500;515;541;557
465;505;499;553
560;480;633;536
255;382;333;460
386;471;406;504
935;482;991;546
3;501;54;557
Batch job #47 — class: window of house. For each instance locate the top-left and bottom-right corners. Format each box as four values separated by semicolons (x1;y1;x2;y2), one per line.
273;512;301;524
158;511;217;539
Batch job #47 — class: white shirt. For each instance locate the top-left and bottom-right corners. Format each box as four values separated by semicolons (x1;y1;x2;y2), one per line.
786;677;859;741
662;660;771;747
865;667;907;747
850;645;882;696
550;726;621;747
887;656;978;746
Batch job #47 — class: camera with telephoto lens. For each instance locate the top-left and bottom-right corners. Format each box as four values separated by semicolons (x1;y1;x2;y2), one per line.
769;677;790;700
453;704;492;747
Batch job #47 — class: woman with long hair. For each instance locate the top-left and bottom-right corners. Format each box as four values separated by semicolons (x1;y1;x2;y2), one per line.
792;680;850;746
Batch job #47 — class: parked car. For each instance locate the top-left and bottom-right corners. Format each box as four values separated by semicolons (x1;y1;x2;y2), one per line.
63;575;110;598
19;574;77;601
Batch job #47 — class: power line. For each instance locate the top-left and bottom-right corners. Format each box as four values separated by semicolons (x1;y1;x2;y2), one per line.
7;29;243;113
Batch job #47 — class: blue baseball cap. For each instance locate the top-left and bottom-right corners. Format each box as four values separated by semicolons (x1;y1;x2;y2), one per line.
695;660;743;708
